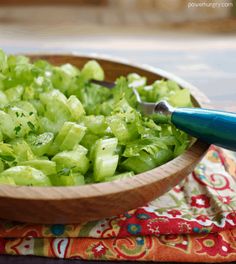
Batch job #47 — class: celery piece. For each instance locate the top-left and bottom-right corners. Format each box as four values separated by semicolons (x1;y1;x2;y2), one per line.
10;138;35;162
20;160;56;176
67;95;85;120
0;91;8;107
80;133;99;151
60;124;86;151
39;117;63;134
168;89;191;107
51;64;79;93
127;73;147;91
7;106;38;137
52;145;89;175
94;155;119;181
83;115;107;135
27;132;54;156
80;60;104;81
5;85;24;102
23;86;35;100
51;173;74;186
0;49;8;72
0;142;16;163
92;138;119;181
53;122;86;151
0;110;15;139
74;173;85;185
51;170;85;186
122;151;156;174
93;138;118;158
103;171;134;182
30;100;45;116
0;160;4;172
60;63;79;77
0;176;16;185
167;80;180;91
40;89;71;123
154;149;173;166
109;116;136;144
14;101;37;115
54;122;73;145
0;166;51;186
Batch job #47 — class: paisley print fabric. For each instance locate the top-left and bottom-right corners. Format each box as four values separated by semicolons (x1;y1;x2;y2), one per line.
1;145;236;262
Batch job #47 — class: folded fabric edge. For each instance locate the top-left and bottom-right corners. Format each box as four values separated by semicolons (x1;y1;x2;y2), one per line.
1;229;236;262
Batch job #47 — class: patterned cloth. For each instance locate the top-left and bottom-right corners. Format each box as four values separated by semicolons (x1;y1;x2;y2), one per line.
1;146;236;262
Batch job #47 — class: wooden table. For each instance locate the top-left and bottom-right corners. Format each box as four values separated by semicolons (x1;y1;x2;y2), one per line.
0;7;236;263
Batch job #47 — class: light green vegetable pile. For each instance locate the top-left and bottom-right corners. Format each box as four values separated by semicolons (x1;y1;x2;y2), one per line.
0;50;192;186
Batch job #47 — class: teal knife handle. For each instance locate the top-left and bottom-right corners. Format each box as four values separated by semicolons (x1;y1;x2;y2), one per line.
171;108;236;151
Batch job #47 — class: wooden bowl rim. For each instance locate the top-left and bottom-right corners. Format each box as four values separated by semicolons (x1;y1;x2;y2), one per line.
0;53;210;200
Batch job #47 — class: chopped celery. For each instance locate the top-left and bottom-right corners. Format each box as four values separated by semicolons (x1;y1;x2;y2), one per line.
40;89;71;125
103;171;134;182
0;160;4;172
128;73;147;87
0;142;16;164
67;95;85;120
0;49;8;72
80;133;99;151
60;124;86;150
39;117;63;134
20;160;56;176
83;115;108;135
23;85;35;100
0;91;8;107
80;60;104;81
0;176;16;185
53;122;73;145
50;171;85;186
27;132;54;156
0;166;51;186
5;85;24;102
53;122;86;152
94;156;119;181
109;116;138;144
30;100;45;116
75;174;85;185
168;89;191;107
10;138;35;162
122;151;157;174
51;64;79;94
60;124;86;151
0;110;15;139
7;106;38;137
52;145;89;174
0;49;192;186
93;138;119;181
93;138;118;157
14;101;37;115
154;149;173;166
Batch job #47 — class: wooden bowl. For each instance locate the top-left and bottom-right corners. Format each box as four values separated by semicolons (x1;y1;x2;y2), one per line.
0;54;210;224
